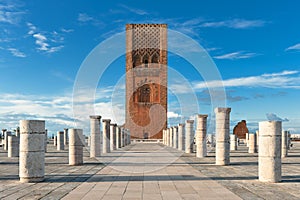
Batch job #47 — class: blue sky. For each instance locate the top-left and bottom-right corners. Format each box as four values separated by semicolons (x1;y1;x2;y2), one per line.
0;0;299;135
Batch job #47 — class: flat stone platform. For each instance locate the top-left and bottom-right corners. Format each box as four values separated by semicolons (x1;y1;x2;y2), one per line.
0;142;299;199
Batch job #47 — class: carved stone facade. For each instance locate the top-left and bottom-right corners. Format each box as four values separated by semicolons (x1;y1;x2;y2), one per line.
233;120;249;139
125;24;167;139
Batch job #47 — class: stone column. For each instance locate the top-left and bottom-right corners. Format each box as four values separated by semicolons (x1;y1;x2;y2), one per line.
259;121;282;183
230;134;237;151
44;129;48;153
215;107;231;166
87;136;91;146
102;119;111;153
196;115;208;158
110;124;117;151
54;136;57;146
57;131;64;151
288;132;291;150
8;135;19;157
121;127;125;147
256;130;259;148
169;127;173;148
248;133;257;153
63;128;68;145
127;129;131;145
19;120;45;183
185;120;194;153
162;129;165;145
4;131;11;151
90;115;101;158
282;130;288;158
124;129;127;146
178;124;185;151
166;128;170;146
69;128;84;166
245;133;249;147
16;127;20;137
173;126;178;149
116;126;121;148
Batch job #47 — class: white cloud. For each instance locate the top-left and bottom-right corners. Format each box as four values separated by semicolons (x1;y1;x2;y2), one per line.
78;13;93;22
167;111;182;118
27;23;65;53
119;4;148;15
61;28;74;33
192;70;300;90
201;19;266;29
0;2;25;25
213;51;258;60
7;48;26;57
285;43;300;51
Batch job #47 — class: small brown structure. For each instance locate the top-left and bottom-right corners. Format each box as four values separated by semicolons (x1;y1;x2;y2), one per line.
233;120;249;139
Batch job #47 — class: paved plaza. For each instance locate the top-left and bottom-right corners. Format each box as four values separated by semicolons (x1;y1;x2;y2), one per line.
0;141;299;199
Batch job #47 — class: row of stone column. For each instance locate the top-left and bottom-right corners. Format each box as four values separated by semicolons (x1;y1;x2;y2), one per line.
231;130;290;158
90;116;131;158
163;107;289;183
2;128;49;158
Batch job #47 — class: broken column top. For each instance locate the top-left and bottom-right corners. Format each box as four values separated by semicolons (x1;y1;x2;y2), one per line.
102;119;111;123
197;114;208;118
186;120;194;123
214;107;231;113
90;115;102;119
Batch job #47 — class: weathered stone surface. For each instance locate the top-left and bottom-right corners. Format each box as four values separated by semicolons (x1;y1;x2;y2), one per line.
282;130;288;158
173;126;178;149
8;135;19;157
178;124;185;151
110;124;117;151
64;128;68;145
69;128;83;166
248;133;257;153
230;134;237;151
19;120;45;183
169;127;173;148
196;115;208;158
90;115;101;158
259;121;282;183
57;131;64;151
44;129;48;152
3;131;12;151
54;136;57;146
185;120;194;154
102;119;111;153
215;107;231;166
121;127;125;147
116;126;121;148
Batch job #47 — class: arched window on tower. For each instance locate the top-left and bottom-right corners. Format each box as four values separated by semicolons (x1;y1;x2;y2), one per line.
143;55;149;68
151;53;159;64
133;54;141;68
138;84;151;103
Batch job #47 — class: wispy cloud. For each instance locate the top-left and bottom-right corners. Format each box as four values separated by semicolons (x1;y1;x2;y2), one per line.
266;113;289;122
214;51;258;60
27;22;65;53
7;47;25;57
201;19;266;29
119;4;148;15
0;1;25;25
78;13;93;22
192;70;300;89
285;43;300;51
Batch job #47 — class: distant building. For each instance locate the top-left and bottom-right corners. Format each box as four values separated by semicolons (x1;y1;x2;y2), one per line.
233;120;249;139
